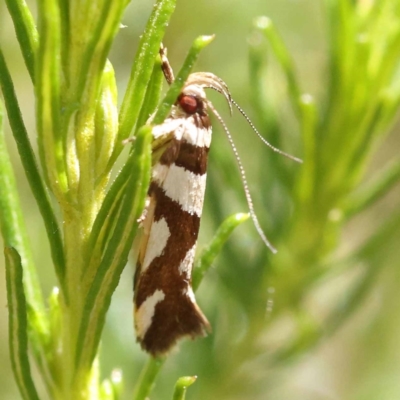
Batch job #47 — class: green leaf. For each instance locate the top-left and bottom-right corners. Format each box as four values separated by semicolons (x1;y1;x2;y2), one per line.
95;61;119;181
343;157;400;218
4;247;40;400
5;0;38;82
0;99;48;332
88;356;101;400
296;94;317;204
172;376;197;400
0;98;55;390
192;213;250;291
36;0;67;197
254;16;302;116
114;0;177;164
69;1;128;109
275;209;400;365
0;48;66;294
68;1;129;201
136;55;165;130
46;287;62;387
75;124;152;371
84;164;129;285
247;27;277;131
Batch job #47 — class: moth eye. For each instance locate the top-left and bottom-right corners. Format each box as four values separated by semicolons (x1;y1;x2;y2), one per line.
178;94;199;114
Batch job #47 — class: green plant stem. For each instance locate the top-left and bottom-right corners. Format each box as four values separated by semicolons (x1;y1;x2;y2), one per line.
132;357;165;400
61;126;151;400
5;0;38;82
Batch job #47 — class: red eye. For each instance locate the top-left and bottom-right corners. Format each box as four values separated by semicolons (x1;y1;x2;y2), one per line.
178;94;199;114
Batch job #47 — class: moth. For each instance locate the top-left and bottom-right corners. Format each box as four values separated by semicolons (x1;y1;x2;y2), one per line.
133;45;300;357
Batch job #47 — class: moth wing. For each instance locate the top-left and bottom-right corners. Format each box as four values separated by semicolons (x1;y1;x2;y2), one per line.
133;110;211;356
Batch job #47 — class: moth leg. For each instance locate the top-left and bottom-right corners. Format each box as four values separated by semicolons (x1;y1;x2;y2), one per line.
121;136;136;145
160;43;174;85
137;197;151;225
151;130;176;165
133;195;156;287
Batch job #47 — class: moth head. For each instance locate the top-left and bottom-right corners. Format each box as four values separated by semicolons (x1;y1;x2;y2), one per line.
183;72;233;114
176;86;207;116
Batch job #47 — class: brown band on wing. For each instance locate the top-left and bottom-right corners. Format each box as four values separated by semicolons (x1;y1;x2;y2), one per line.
174;141;209;175
135;182;200;307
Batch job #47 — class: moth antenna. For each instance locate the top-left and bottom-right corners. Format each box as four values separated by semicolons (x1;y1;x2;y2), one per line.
159;43;174;85
230;98;302;164
208;103;278;254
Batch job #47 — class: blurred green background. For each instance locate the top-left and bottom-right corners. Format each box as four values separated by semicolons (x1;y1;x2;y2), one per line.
1;0;400;399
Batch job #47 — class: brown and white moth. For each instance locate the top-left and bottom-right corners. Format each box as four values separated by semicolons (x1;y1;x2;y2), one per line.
133;46;300;357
